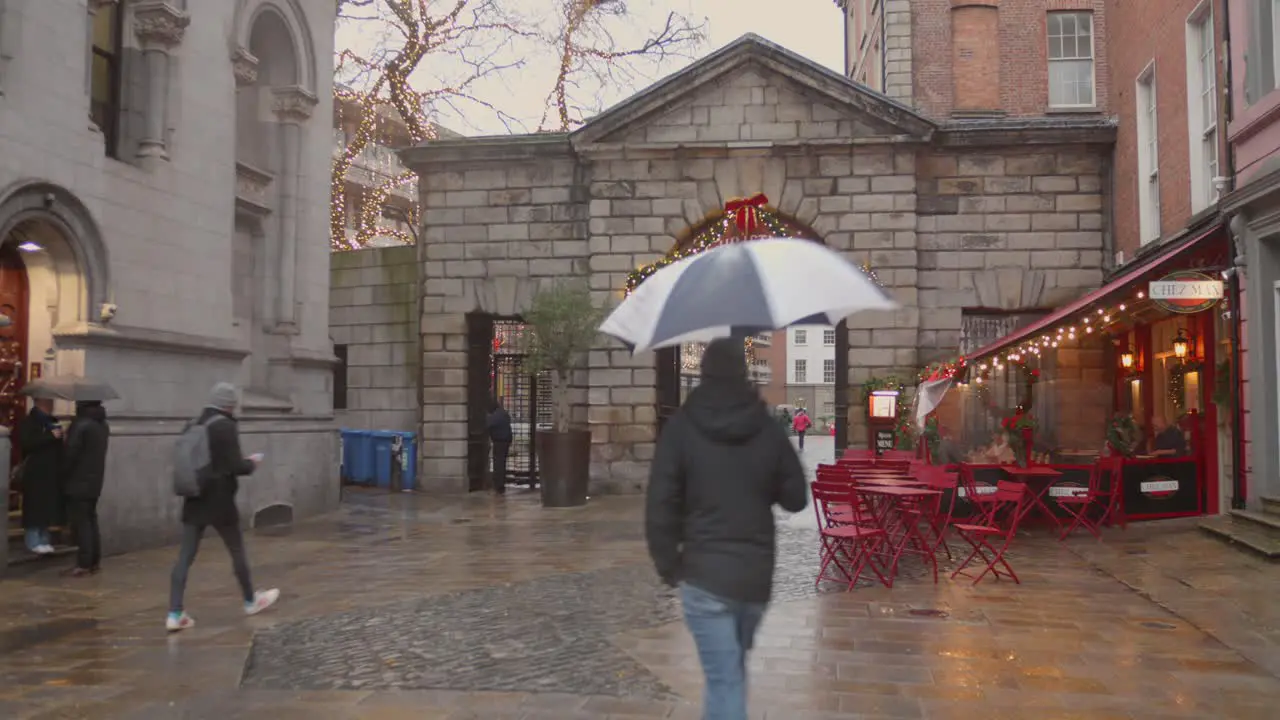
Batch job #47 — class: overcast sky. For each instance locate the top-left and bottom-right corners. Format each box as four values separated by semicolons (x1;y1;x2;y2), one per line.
335;0;844;135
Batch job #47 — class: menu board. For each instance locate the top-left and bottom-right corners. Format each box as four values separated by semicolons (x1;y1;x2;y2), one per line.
873;429;895;455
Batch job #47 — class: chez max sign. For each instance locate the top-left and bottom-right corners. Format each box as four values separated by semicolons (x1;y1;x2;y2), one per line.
1147;271;1224;314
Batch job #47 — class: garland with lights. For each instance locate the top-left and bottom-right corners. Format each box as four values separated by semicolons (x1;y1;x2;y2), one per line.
624;195;884;295
1167;360;1204;411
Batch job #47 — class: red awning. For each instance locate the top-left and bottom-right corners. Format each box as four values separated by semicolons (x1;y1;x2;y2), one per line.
964;225;1226;363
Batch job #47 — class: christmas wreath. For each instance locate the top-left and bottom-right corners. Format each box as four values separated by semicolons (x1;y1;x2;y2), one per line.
1106;413;1141;457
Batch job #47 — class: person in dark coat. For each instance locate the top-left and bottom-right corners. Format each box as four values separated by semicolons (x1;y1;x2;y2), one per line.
645;338;808;720
18;397;63;554
62;400;109;576
166;383;278;632
487;397;513;495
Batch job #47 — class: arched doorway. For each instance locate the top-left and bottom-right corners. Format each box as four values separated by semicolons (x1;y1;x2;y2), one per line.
639;197;852;453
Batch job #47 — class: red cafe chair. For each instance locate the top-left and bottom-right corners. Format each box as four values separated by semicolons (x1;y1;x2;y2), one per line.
950;481;1029;586
1059;455;1125;541
811;482;890;589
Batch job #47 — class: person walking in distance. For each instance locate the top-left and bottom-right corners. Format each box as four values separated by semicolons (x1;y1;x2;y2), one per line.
62;400;110;576
166;383;278;632
487;397;513;495
646;339;808;720
18;396;64;555
792;408;812;450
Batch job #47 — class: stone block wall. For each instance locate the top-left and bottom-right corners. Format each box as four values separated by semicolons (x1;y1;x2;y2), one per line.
916;145;1109;353
414;138;588;492
330;246;419;432
582;142;923;491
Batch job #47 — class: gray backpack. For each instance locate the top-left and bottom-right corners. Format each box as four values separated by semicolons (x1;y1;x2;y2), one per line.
172;415;228;497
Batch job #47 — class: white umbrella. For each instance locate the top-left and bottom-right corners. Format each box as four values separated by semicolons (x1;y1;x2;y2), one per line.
599;237;897;353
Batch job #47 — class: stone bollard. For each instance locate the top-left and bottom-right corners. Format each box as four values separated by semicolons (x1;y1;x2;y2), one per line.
0;426;10;576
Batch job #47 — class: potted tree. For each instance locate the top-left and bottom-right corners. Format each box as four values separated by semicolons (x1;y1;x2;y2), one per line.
523;280;607;508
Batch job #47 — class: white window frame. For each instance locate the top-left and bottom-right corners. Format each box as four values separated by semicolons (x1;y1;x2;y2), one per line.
794;329;807;345
1047;11;1097;108
823;329;836;346
1136;63;1161;244
1185;4;1219;213
794;359;807;384
823;359;836;384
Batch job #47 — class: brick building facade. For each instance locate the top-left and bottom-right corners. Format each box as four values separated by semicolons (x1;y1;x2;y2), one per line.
400;36;1114;494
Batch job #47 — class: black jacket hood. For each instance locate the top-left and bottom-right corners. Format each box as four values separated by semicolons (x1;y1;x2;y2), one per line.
682;378;770;443
75;403;107;423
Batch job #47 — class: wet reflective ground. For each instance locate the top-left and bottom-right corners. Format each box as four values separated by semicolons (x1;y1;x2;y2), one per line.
1;487;1279;718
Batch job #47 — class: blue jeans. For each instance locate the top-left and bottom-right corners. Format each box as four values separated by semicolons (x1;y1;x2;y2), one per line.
25;528;50;551
680;583;767;720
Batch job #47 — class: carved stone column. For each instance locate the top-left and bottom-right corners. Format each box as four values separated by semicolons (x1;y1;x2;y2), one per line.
271;86;318;331
131;1;190;162
86;0;120;128
231;47;259;88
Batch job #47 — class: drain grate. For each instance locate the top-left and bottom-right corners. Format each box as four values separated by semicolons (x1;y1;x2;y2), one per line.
908;608;950;619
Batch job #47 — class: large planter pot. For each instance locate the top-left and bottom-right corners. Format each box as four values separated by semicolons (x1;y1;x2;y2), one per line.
537;429;591;508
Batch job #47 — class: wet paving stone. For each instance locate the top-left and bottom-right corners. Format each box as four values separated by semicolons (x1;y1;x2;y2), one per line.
241;525;850;696
3;486;1280;718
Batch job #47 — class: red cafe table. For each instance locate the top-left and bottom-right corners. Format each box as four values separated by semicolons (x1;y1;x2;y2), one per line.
1001;465;1063;530
854;484;943;585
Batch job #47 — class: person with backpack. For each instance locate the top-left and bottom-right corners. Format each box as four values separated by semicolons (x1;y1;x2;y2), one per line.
792;408;812;450
166;383;278;632
62;400;110;576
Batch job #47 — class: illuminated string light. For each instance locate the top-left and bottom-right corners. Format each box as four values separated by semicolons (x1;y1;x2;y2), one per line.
624;203;884;294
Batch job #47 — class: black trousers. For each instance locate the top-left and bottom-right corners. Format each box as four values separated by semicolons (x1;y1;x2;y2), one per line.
169;523;255;612
492;441;510;493
797;430;807;450
68;497;101;570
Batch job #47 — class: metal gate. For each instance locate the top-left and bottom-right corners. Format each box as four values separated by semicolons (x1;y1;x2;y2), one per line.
491;320;541;487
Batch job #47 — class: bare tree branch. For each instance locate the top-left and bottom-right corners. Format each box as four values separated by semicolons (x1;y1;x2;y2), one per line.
333;0;704;250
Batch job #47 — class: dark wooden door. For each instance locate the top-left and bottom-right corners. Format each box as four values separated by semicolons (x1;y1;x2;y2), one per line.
655;347;680;436
465;313;494;492
0;244;28;516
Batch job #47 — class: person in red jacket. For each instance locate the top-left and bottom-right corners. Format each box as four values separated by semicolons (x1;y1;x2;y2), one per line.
792;408;812;450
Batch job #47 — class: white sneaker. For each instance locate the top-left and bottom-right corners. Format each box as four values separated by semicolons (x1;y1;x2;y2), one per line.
35;544;55;555
166;612;195;632
245;589;280;616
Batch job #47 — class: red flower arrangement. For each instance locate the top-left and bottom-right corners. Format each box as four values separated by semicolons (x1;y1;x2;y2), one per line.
1001;410;1037;433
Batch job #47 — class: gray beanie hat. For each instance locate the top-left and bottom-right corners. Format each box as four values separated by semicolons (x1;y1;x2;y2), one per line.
209;382;239;409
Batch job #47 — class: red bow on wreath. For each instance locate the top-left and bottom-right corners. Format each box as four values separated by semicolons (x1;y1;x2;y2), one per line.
724;193;769;237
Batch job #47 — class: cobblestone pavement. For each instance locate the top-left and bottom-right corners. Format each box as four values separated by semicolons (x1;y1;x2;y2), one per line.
0;488;1279;718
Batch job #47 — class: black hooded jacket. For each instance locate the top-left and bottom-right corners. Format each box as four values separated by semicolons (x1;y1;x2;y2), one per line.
63;402;110;500
645;343;808;604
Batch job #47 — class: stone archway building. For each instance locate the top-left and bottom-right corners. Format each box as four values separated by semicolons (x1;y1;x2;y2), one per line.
402;35;1116;494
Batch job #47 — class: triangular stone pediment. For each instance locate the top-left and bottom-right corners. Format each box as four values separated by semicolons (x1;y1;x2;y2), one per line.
572;34;934;148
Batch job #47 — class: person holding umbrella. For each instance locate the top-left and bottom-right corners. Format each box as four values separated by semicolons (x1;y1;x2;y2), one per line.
17;395;64;555
645;338;808;720
604;235;897;720
21;375;117;576
62;399;110;576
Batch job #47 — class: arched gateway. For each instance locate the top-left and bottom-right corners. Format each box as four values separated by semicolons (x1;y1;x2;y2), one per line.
639;196;852;450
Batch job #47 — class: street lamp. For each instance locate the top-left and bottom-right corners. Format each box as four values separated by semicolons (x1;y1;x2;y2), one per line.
1172;330;1190;360
1120;351;1135;370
